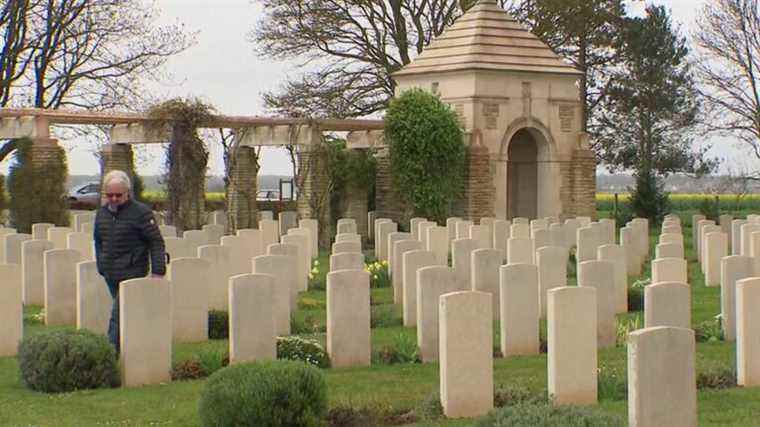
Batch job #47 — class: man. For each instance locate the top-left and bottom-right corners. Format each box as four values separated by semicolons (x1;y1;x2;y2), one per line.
94;170;166;354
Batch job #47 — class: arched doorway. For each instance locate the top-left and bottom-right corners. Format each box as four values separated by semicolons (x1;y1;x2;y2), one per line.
507;129;538;219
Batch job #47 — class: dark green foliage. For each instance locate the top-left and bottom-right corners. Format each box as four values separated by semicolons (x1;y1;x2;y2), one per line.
374;333;419;365
325;405;380;427
171;359;206;381
198;360;328;427
493;384;548;407
628;285;644;312
277;336;330;368
370;305;402;328
697;363;737;390
695;318;724;342
208;310;229;339
628;171;670;224
18;330;119;393
597;6;715;221
131;172;146;203
476;403;624;427
324;137;376;229
8;137;69;233
171;347;229;381
385;88;466;222
698;196;721;222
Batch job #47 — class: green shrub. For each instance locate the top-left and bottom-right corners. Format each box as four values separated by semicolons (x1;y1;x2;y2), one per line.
494;384;547;407
385;88;466;222
629;170;670;225
366;260;390;288
628;278;649;312
326;404;380;427
695;317;724;342
198;360;328;427
18;330;119;393
697;363;737;390
374;333;419;365
277;336;330;368
172;347;229;381
8;137;69;233
476;403;624;426
171;359;206;381
208;310;229;339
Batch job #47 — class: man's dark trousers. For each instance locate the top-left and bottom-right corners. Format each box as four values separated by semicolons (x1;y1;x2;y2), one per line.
106;278;121;354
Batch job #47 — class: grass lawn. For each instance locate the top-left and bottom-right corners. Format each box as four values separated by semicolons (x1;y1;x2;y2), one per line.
2;213;760;426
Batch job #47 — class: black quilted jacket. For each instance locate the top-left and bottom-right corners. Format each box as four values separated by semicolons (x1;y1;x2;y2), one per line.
94;199;166;283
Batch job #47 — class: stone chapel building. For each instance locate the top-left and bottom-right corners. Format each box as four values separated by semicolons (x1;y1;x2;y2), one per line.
375;0;596;223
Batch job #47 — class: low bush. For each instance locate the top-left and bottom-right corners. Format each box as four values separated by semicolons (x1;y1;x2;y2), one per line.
171;359;206;381
309;259;326;291
476;402;624;426
277;336;330;368
374;333;419;365
198;360;328;427
493;384;547;407
697;363;737;390
18;330;120;393
171;347;229;381
616;316;642;346
628;278;649;312
695;317;724;342
208;310;229;339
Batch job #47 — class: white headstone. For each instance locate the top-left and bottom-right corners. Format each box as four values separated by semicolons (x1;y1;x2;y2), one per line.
228;273;276;364
327;270;371;368
168;258;211;342
44;249;81;326
76;261;111;336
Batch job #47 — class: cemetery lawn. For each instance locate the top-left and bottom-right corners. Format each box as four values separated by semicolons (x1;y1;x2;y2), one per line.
2;213;760;425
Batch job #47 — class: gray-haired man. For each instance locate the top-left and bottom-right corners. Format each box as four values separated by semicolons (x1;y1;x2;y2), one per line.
94;170;166;354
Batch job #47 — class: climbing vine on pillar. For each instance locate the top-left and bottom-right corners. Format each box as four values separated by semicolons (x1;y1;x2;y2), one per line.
7;137;69;233
148;98;213;232
385;88;466;223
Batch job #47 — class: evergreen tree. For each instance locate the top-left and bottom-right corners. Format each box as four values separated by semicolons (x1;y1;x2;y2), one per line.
595;5;716;222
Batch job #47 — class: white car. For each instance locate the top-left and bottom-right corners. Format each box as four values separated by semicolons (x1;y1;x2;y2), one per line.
68;182;100;207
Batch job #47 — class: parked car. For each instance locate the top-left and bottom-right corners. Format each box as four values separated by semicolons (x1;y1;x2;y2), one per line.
68;182;100;208
257;189;281;201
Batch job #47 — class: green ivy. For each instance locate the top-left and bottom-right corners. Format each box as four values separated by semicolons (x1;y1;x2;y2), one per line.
385;88;466;222
8;137;69;233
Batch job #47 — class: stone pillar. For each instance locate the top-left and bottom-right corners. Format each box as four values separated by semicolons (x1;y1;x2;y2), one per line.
453;144;495;223
166;126;206;233
100;143;133;190
344;150;370;242
227;145;258;234
297;144;331;249
11;139;70;232
374;148;409;225
571;148;597;219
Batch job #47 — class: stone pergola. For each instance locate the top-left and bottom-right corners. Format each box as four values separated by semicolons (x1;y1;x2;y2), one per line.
0;108;383;245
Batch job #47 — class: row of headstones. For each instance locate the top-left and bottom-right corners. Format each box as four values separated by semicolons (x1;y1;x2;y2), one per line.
0;218;353;382
648;214;760;388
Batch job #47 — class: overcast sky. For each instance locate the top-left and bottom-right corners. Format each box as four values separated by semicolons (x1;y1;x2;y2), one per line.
2;0;751;177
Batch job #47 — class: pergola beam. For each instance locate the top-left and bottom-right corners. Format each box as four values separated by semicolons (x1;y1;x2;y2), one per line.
0;108;384;132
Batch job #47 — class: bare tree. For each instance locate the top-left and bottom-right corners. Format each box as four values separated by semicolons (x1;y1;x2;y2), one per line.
0;0;194;161
694;0;760;175
250;0;474;118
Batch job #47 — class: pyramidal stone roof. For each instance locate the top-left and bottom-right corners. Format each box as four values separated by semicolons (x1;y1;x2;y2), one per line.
393;0;581;77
